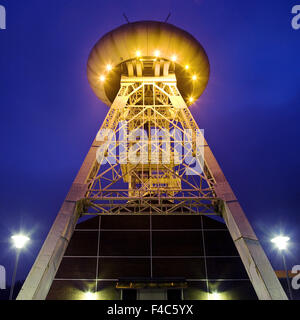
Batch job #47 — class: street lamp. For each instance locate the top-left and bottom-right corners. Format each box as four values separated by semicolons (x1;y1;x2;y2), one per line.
9;234;30;300
271;235;293;300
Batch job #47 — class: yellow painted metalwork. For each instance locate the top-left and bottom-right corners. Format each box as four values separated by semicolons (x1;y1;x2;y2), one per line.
87;21;210;106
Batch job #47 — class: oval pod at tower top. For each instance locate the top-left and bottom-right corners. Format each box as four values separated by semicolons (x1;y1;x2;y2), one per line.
87;20;210;107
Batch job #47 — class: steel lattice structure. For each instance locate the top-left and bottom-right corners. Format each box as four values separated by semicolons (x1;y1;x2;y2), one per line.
17;21;287;300
83;74;218;218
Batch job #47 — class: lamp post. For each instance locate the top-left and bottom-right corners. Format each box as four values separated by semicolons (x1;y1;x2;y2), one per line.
9;234;30;300
271;235;293;300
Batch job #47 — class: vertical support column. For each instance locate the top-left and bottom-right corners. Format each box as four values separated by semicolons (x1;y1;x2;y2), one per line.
170;93;287;300
205;144;288;300
17;95;129;300
16;145;99;300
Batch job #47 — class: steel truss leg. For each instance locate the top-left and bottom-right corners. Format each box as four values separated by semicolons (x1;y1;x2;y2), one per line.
205;145;288;300
17;96;128;300
16;147;97;300
171;93;287;300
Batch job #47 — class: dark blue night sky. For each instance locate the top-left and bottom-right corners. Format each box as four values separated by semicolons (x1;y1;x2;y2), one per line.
0;0;299;285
